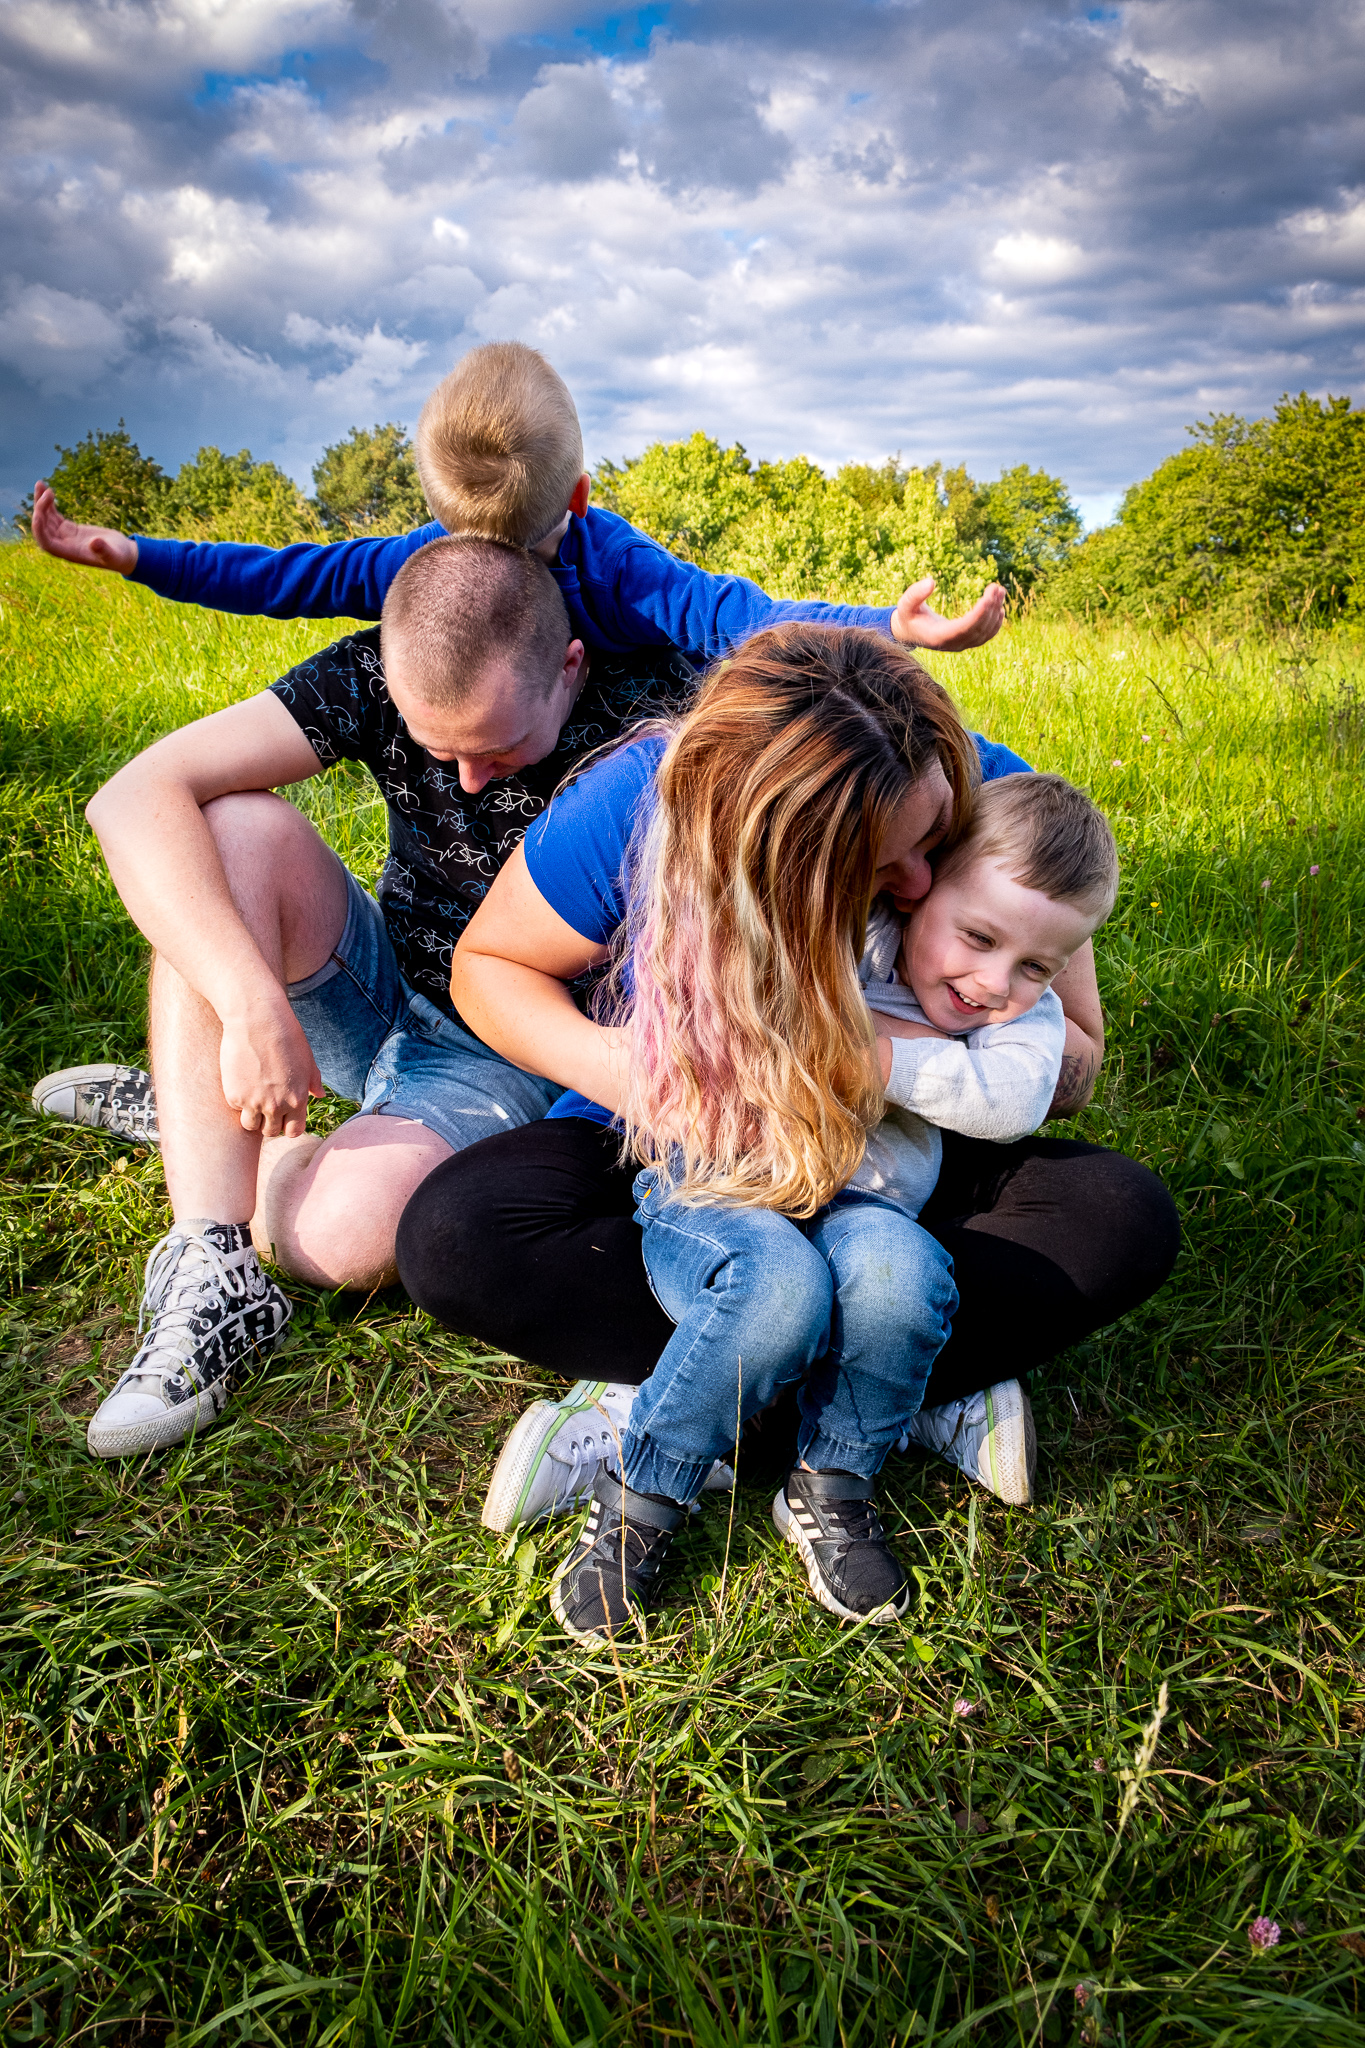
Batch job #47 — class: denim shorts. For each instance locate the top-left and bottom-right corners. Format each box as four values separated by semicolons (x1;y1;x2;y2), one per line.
285;865;562;1154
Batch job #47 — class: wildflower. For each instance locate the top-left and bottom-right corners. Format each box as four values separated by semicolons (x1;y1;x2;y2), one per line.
1150;900;1160;909
1249;1916;1281;1951
1075;1982;1092;2007
1111;758;1123;768
1141;733;1151;743
1261;878;1271;891
1091;1758;1106;1772
1310;865;1319;876
953;1698;976;1718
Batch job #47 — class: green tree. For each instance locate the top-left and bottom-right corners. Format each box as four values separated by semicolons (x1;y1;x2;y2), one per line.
312;422;427;534
594;432;995;610
975;465;1081;597
18;421;171;534
598;432;757;566
166;447;321;546
1046;393;1363;627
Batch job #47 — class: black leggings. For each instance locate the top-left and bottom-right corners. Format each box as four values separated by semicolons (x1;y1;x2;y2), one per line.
395;1117;1181;1404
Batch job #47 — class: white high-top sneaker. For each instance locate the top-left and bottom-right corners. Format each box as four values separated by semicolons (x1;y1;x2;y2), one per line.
32;1064;159;1146
86;1222;291;1458
898;1380;1036;1506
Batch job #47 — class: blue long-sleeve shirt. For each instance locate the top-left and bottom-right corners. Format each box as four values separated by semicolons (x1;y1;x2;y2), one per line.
130;505;897;664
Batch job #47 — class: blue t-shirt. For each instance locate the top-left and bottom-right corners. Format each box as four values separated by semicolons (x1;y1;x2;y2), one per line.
524;730;1033;1126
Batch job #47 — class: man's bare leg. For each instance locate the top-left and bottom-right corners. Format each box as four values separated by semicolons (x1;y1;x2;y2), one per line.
151;789;347;1228
90;791;445;1456
254;1117;452;1289
154;789;451;1288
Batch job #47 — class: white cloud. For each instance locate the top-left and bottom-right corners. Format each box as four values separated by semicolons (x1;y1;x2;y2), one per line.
1;0;1363;514
989;233;1084;283
0;284;127;394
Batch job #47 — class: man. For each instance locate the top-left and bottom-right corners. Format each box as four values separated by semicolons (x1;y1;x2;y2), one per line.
81;537;594;1455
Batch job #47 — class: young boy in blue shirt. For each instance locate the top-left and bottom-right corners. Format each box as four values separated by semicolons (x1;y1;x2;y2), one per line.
30;340;1006;663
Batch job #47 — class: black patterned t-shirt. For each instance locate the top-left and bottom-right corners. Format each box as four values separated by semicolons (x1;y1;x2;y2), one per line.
269;629;693;1017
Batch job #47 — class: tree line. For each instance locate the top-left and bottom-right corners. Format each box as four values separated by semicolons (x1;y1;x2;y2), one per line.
20;392;1361;630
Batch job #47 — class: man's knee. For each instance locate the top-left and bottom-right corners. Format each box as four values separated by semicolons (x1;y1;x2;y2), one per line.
202;789;309;870
260;1124;447;1291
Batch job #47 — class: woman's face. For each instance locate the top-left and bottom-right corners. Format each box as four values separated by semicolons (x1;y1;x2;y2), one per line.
873;763;954;909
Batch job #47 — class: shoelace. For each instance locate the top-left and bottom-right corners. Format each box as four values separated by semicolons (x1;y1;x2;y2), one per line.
549;1428;614;1511
128;1230;254;1382
818;1493;883;1553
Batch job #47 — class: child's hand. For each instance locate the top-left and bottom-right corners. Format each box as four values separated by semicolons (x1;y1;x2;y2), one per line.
30;482;139;574
891;576;1006;651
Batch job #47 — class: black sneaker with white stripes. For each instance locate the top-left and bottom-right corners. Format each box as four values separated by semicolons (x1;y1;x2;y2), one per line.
86;1221;291;1458
32;1064;159;1146
549;1470;685;1645
772;1467;912;1624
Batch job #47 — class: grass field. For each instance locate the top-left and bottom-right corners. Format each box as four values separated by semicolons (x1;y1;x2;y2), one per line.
1;541;1363;2046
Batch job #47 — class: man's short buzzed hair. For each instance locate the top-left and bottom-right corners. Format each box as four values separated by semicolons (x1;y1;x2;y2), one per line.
938;771;1120;923
415;341;585;547
380;535;572;708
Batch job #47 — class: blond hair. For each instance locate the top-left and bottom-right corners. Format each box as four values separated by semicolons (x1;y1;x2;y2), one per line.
937;771;1119;921
415;342;584;546
379;535;570;706
613;624;978;1217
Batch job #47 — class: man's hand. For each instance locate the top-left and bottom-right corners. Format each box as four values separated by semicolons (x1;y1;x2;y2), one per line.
891;576;1007;652
219;997;322;1140
30;481;138;574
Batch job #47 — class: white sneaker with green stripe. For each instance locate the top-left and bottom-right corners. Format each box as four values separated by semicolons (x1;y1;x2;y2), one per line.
481;1379;735;1533
897;1380;1036;1506
481;1381;639;1533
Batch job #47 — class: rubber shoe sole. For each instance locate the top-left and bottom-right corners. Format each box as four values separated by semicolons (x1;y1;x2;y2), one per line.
481;1380;616;1533
772;1488;911;1625
979;1381;1036;1506
86;1380;230;1459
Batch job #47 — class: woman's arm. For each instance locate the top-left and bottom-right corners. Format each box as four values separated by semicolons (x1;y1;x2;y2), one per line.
451;846;631;1111
1048;939;1105;1118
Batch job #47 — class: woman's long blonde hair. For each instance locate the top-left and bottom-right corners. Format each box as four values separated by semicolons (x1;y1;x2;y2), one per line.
613;624;978;1216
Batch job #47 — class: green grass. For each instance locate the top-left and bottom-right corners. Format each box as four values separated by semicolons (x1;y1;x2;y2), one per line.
1;543;1364;2045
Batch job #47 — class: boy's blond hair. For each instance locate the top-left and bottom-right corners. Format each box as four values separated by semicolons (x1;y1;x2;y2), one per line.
415;342;585;547
938;771;1119;922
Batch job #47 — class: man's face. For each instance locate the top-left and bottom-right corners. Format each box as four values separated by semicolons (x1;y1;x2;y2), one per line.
900;857;1096;1032
386;641;586;795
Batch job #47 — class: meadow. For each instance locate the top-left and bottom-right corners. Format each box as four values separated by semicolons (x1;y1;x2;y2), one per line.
0;542;1362;2045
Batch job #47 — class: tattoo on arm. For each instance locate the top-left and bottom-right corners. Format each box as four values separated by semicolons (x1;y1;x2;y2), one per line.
1051;1050;1098;1117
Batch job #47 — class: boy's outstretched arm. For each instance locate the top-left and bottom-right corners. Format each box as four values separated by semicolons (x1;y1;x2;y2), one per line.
599;520;1007;663
30;481;138;574
30;479;442;621
891;577;1007;652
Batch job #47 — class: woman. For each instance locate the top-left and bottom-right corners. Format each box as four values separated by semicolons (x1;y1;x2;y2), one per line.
395;628;1179;1536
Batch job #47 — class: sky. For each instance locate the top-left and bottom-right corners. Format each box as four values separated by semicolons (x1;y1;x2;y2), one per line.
1;0;1363;530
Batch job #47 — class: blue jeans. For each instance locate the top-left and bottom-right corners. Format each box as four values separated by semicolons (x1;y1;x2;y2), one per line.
622;1171;959;1502
286;865;562;1152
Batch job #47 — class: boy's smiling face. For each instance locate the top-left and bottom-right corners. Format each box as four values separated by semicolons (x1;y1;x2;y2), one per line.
901;856;1097;1032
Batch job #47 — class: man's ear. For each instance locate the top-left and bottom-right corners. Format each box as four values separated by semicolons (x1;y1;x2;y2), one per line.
568;472;591;518
560;638;587;694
